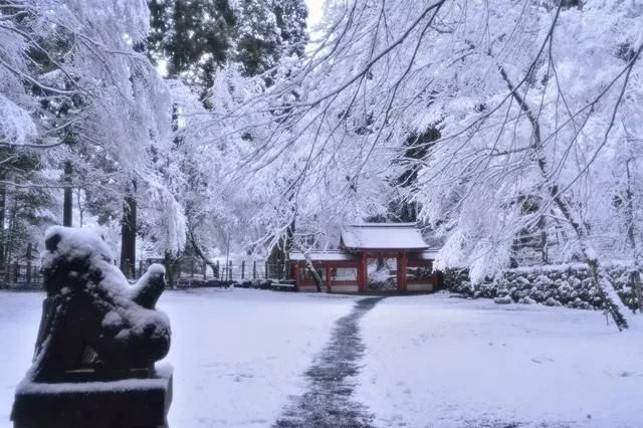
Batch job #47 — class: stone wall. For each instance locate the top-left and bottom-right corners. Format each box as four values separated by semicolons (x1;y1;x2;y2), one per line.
445;263;641;311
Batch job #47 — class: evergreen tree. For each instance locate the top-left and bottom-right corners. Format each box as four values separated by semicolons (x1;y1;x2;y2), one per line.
390;128;441;223
0;149;53;269
236;0;308;77
235;0;282;77
149;0;308;82
273;0;308;59
149;0;236;87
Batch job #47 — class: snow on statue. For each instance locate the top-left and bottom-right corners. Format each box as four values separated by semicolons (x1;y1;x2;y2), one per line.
29;226;171;381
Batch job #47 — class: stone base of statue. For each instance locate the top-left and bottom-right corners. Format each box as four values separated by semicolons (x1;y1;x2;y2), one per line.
11;365;173;428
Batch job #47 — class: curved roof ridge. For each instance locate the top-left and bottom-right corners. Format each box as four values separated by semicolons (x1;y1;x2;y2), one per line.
341;223;428;251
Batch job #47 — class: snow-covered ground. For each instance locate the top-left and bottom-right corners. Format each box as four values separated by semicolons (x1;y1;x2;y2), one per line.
357;294;643;427
1;289;642;427
0;289;358;427
0;292;42;426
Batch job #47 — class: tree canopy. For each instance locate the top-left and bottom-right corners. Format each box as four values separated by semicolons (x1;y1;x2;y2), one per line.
0;0;641;326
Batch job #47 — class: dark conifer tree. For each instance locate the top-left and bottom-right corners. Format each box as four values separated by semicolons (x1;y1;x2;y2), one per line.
149;0;236;86
148;0;308;82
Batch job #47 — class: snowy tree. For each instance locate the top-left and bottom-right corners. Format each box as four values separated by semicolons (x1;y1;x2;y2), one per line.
154;0;309;269
0;0;186;266
221;0;642;328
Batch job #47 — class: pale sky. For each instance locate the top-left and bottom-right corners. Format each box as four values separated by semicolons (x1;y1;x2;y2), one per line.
304;0;325;28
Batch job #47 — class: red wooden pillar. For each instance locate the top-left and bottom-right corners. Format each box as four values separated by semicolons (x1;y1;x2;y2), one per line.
397;251;408;293
294;263;303;291
325;265;331;293
358;252;368;293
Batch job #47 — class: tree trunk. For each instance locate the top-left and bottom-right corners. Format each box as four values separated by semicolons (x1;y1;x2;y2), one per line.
76;188;85;227
26;243;32;285
304;255;323;292
5;200;16;268
63;161;73;227
0;182;5;271
163;251;181;288
500;66;629;329
623;158;642;311
631;270;642;312
282;219;295;279
120;180;137;279
187;228;218;278
538;215;549;265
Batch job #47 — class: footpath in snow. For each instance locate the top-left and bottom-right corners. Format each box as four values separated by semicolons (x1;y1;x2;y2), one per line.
276;297;383;427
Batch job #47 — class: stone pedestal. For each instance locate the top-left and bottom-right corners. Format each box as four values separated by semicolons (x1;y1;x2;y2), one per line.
11;366;173;428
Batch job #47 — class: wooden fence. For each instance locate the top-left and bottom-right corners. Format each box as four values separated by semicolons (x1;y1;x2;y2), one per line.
178;260;290;282
0;263;42;289
0;259;288;289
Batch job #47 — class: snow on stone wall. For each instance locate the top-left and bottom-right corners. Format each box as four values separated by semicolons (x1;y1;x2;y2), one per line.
445;263;641;311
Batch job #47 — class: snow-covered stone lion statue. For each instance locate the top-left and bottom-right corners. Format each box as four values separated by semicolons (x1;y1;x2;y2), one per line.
29;226;171;382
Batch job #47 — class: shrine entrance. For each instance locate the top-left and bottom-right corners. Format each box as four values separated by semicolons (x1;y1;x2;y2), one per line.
290;223;439;294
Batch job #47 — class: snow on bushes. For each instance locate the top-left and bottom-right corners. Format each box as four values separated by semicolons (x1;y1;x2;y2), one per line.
445;263;641;311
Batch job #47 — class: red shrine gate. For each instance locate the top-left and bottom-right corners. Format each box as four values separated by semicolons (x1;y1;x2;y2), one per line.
289;223;438;293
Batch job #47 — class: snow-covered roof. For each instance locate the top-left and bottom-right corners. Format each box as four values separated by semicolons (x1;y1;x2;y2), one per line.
340;223;429;251
290;250;358;262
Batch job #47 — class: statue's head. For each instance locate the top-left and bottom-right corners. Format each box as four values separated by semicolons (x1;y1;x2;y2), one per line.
42;226;113;295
